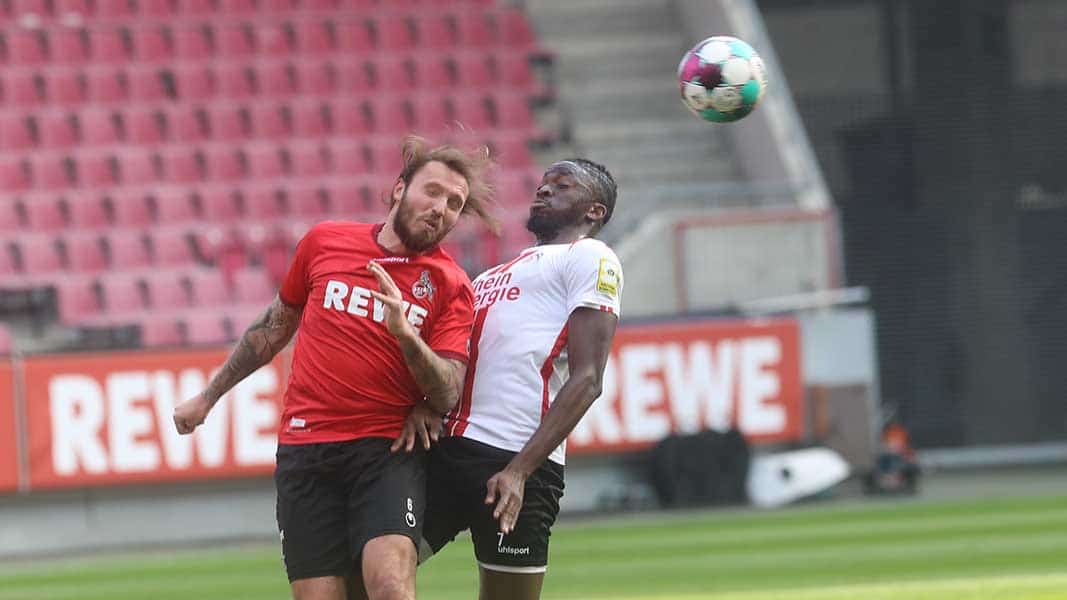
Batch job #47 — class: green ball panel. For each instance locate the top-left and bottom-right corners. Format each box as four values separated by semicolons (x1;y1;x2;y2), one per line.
700;108;739;123
741;80;762;105
729;40;755;59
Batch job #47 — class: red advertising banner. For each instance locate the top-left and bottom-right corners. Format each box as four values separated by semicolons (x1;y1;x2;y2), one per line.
569;318;803;454
0;361;18;492
23;349;288;490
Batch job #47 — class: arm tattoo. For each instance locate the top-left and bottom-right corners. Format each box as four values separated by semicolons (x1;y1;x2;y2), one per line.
205;295;302;406
398;338;464;414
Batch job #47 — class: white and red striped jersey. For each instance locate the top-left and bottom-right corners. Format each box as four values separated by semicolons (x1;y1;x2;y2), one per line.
444;238;623;465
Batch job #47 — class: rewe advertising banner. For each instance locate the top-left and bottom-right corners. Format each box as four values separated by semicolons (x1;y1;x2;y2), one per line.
0;362;18;492
7;317;802;491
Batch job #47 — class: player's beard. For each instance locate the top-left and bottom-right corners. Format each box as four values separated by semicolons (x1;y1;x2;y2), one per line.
393;189;449;252
525;202;589;240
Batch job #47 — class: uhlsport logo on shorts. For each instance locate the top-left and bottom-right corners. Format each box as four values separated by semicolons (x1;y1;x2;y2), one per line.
496;532;530;556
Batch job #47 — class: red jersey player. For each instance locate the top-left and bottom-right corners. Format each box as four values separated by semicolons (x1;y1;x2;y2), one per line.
408;159;623;600
173;136;496;600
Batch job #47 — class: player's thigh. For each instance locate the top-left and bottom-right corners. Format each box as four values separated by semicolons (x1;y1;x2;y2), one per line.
275;444;352;582
469;471;563;574
361;534;417;599
478;567;545;600
291;576;347;600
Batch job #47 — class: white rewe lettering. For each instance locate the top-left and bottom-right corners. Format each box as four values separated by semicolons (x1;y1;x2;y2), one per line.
323;280;427;334
107;372;160;472
738;337;784;435
50;375;108;476
232;368;279;465
346;285;372;317
152;369;209;470
571;355;622;446
620;344;670;442
323;280;347;310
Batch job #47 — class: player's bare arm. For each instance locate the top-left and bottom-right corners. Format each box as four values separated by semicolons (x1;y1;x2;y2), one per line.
367;261;466;415
173;295;303;434
486;307;618;533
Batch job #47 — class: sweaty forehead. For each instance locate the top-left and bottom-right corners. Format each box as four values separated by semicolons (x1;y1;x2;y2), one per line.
544;162;582;180
421;161;469;197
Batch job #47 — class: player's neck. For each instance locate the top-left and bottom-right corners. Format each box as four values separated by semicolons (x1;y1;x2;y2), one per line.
536;224;594;246
376;221;417;255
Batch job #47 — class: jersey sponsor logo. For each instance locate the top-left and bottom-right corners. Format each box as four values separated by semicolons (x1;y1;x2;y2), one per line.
322;279;429;334
412;270;435;300
288;417;306;429
597;258;621;297
472;271;521;310
374;256;411;264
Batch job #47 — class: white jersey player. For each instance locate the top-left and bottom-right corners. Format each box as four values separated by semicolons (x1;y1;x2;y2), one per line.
396;159;622;600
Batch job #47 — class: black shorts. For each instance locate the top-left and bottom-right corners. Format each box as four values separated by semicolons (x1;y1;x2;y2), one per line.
423;436;564;573
275;438;426;582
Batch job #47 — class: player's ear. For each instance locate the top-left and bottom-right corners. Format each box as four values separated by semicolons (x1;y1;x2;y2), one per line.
391;178;406;205
585;202;607;224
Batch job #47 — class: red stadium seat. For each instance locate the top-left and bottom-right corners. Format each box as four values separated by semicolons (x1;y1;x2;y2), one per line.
32;153;73;190
336;19;373;54
144;270;191;311
367;95;411;133
13;233;64;275
233;267;276;305
375;15;415;51
245;144;286;178
452;93;492;130
176;0;213;16
127;67;167;102
172;65;216;101
198;186;241;222
161;146;203;183
131;26;170;63
253;22;293;57
0;157;30;192
287;184;327;218
0;197;21;232
410;95;451;136
94;0;134;17
292;100;329;138
108;190;153;227
66;192;109;229
215;23;254;58
0;113;34;151
215;63;256;99
44;69;85;106
173;24;212;60
154;186;199;223
138;0;175;18
183;310;229;345
37;111;78;149
336;59;373;96
6;30;47;66
294;60;335;96
50;27;89;64
74;152;117;188
53;275;100;324
260;0;297;13
366;137;403;174
79;108;121;146
163;106;207;143
62;231;107;273
412;53;455;90
253;61;295;98
54;0;91;18
455;52;494;88
218;0;255;15
188;268;231;306
295;19;333;55
0;72;41;108
115;150;156;185
22;193;67;231
139;317;183;347
249;103;290;138
288;142;328;177
151;227;196;266
301;0;338;10
374;55;414;93
491;91;537;130
498;8;543;52
330;99;370;136
491;133;534;168
456;11;494;48
495;52;541;95
327;139;368;175
328;178;367;219
104;227;152;268
99;272;147;315
202;145;244;181
417;14;456;49
242;185;285;220
88;29;128;63
205;104;248;141
125;107;165;145
85;68;126;104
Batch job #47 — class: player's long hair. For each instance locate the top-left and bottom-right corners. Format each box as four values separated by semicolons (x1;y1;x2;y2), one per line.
393;135;501;235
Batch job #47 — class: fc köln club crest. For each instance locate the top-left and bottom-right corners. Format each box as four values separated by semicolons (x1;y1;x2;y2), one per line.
412;270;435;300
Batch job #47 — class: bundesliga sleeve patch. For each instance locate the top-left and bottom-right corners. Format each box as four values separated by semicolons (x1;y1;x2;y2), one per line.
596;258;621;297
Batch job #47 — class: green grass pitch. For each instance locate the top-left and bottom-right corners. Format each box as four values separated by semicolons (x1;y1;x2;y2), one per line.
2;494;1066;600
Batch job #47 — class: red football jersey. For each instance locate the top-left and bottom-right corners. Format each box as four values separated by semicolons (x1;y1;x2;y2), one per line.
277;221;474;444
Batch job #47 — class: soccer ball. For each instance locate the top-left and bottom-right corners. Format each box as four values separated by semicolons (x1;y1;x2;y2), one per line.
677;36;768;123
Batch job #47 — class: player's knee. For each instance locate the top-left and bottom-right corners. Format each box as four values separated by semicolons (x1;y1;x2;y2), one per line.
362;572;412;600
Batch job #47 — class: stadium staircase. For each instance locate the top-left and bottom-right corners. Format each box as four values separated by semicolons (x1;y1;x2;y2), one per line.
0;0;557;353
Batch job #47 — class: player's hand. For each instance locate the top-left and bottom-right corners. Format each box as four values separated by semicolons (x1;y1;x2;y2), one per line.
392;402;443;453
173;392;212;435
367;261;415;340
485;467;527;534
